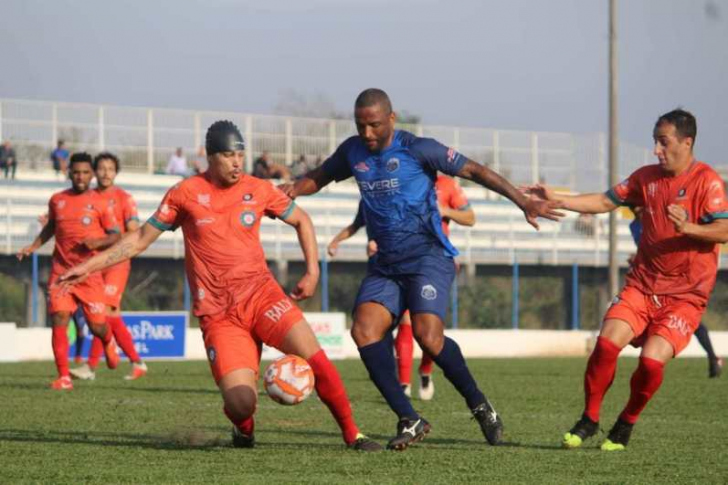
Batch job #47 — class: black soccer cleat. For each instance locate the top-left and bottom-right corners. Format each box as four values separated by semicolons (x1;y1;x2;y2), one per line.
386;417;431;451
472;399;504;446
232;426;255;449
601;418;633;451
709;357;723;379
348;434;383;452
562;414;599;449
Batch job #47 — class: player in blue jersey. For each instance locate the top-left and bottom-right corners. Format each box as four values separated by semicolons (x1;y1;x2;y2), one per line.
281;88;563;450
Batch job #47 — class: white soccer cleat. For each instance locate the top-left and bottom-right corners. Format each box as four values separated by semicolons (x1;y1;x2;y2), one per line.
124;362;148;381
69;363;96;381
402;383;412;398
418;373;434;401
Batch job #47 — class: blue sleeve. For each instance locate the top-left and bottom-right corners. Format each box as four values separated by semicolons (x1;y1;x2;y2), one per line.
321;139;353;182
409;137;467;177
352;200;365;229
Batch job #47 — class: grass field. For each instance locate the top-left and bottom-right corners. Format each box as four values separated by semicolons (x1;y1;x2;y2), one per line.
0;358;726;484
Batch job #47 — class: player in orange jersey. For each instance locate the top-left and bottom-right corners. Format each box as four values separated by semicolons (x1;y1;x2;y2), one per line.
70;152;148;381
58;121;381;451
526;109;728;451
17;152;122;390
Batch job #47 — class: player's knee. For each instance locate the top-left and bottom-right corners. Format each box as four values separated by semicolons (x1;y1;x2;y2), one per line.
88;321;108;338
223;385;257;420
351;322;384;347
412;326;444;355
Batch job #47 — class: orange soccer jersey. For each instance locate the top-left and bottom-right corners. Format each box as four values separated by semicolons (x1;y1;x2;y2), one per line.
435;174;471;236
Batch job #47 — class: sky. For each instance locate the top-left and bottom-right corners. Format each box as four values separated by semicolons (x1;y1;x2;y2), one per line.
1;0;726;164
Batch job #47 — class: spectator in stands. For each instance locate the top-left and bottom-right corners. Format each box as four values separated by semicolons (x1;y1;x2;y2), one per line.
574;213;596;236
0;140;17;180
50;140;69;179
291;154;315;179
253;151;291;180
192;146;208;174
166;147;189;177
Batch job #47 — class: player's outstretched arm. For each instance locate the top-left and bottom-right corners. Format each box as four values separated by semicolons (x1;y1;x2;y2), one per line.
524;183;618;214
667;204;728;243
439;204;475;227
17;218;55;260
58;223;163;287
281;206;320;300
278;167;334;199
457;160;564;229
327;218;365;257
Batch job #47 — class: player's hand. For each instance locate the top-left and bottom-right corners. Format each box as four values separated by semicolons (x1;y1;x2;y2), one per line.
37;213;49;226
521;183;556;202
522;197;565;230
667;204;690;233
290;271;319;301
16;245;34;261
277;183;297;199
437;204;451;220
366;239;378;258
327;241;339;257
56;265;91;294
81;238;102;250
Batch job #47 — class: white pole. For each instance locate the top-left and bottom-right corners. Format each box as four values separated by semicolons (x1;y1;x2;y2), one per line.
98;106;105;151
147;109;154;174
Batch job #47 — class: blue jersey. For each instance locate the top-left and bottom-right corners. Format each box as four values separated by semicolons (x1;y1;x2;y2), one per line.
323;130;466;264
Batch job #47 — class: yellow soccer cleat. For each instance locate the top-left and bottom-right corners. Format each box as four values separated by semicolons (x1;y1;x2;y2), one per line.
561;415;599;449
600;439;626;451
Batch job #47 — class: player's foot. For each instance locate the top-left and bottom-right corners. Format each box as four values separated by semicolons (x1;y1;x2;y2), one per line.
709;357;723;378
73;356;83;365
386;417;431;451
69;363;96;381
104;338;119;370
472;398;503;445
124;362;148;381
231;426;255;448
418;373;434;401
50;376;73;390
401;383;412;398
348;433;383;452
600;419;633;451
562;414;599;449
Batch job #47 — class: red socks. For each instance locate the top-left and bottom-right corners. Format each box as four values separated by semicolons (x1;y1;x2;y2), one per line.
395;324;414;385
583;336;621;422
88;337;103;369
620;356;664;424
307;349;359;444
109;316;140;362
419;353;434;376
52;325;70;378
224;406;255;436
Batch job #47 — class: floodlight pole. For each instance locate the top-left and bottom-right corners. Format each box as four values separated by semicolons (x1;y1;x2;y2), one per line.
608;0;619;299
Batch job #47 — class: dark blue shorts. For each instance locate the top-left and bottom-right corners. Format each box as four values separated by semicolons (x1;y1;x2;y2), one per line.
354;250;455;323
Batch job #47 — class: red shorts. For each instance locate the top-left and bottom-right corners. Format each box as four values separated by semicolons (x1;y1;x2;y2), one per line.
102;262;131;308
48;271;107;324
199;276;304;383
604;286;705;356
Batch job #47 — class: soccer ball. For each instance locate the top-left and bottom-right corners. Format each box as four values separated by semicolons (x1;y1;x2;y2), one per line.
263;354;315;405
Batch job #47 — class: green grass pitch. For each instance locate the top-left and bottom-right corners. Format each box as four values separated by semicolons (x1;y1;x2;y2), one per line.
0;358;726;484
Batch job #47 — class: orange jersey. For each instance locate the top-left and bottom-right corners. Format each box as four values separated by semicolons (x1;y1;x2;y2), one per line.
96;186;139;234
435;175;470;236
148;173;295;317
607;161;728;303
48;189;120;274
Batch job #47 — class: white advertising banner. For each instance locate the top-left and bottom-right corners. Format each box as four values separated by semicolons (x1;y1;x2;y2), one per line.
261;312;347;361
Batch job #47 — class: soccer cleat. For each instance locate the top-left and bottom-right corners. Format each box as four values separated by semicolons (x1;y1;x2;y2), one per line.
472;399;504;446
601;419;633;451
402;383;412;398
562;414;599;449
418;373;434;401
124;362;148;381
387;417;431;450
104;337;120;370
69;363;96;381
232;426;255;448
709;357;723;378
348;433;383;452
50;376;73;390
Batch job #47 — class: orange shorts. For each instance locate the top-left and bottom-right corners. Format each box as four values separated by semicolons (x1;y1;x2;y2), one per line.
604;286;705;356
102;262;131;308
48;271;107;324
199;276;304;383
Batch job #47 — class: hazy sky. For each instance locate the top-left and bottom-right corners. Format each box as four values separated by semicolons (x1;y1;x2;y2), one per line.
1;0;726;164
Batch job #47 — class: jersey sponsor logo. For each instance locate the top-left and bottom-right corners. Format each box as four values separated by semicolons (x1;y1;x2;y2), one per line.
264;298;293;322
648;182;657;199
57;200;66;209
207;346;216;362
198;194;211;207
160;203;170;215
195;217;215;226
667;314;690;336
88;302;105;314
446;147;460;164
357;178;400;195
104;284;118;296
676;188;687;200
242;193;254;204
240;211;257;227
354;161;370;173
81;216;92;226
198;288;205;300
421;284;437;300
386;157;400;173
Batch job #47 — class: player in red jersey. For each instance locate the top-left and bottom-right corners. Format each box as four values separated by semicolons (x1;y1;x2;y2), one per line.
527;109;728;450
58;121;381;451
70;152;148;381
17;152;122;390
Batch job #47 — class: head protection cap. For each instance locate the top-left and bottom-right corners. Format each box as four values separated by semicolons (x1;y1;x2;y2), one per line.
206;120;245;155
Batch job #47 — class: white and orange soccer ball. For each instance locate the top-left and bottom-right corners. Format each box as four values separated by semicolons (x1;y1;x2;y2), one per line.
263;354;315;405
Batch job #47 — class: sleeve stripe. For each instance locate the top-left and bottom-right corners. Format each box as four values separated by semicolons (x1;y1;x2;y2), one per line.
147;216;172;231
105;227;121;234
605;189;624;206
701;212;728;223
279;201;296;220
456;203;471;211
126;216;140;223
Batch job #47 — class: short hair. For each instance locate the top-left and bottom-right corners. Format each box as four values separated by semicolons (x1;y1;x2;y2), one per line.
93;151;121;172
69;152;93;168
57;140;65;147
654;108;697;147
355;88;392;114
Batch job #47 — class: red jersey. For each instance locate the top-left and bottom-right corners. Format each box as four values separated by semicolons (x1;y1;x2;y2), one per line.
149;173;295;316
435;175;470;236
607;161;728;303
96;186;139;234
48;189;119;274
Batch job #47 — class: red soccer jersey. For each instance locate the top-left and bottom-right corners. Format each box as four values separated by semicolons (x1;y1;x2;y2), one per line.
48;189;120;274
435;175;471;236
607;161;728;303
96;186;139;234
148;173;296;316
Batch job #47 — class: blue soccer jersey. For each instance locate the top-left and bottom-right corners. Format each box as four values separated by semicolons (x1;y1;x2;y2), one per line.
322;130;466;264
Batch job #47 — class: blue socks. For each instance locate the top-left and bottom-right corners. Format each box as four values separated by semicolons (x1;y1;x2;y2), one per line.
432;337;486;410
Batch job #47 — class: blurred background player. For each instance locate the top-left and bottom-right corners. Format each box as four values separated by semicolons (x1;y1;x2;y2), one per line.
71;152;148;381
527;109;728;451
50;140;69;179
629;206;723;378
58;121;381;451
17;152;121;390
282;88;562;450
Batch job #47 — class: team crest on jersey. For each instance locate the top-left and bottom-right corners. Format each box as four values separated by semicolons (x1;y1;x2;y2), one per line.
421;284;437;300
240;211;257;227
386;157;400;173
207;346;216;362
354;161;369;173
81;216;92;226
198;194;211;207
57;200;66;209
677;188;686;199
